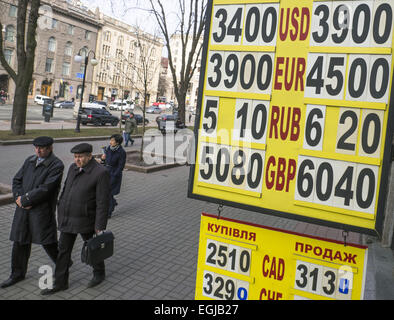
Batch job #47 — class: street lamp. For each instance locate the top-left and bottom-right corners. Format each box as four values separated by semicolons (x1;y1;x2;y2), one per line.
74;49;98;133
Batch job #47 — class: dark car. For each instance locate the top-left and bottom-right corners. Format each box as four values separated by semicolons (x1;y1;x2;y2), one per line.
121;113;149;125
156;113;186;134
80;108;119;126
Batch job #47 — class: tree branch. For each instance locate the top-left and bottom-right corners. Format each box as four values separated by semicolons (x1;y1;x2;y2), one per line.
0;21;17;81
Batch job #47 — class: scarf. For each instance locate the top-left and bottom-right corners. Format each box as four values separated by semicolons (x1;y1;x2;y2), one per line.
110;144;120;152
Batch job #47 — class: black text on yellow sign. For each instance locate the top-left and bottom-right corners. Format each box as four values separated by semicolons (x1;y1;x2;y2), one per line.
188;0;394;236
195;214;368;300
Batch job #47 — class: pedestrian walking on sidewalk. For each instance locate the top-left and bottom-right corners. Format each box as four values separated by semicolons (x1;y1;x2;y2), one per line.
124;113;137;147
41;143;110;295
101;134;126;218
1;137;64;289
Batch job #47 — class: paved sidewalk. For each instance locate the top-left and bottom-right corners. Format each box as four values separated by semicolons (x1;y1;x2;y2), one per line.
0;140;393;300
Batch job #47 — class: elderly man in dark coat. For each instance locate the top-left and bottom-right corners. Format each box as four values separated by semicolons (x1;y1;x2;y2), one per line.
1;136;64;288
41;143;110;295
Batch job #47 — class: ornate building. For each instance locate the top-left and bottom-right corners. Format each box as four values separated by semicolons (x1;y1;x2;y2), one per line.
0;0;101;103
91;10;163;105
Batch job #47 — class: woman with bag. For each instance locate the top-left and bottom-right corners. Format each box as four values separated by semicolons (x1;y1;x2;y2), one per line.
101;134;126;218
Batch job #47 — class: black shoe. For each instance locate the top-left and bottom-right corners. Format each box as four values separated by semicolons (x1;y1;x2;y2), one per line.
87;275;105;288
41;284;69;296
1;276;25;288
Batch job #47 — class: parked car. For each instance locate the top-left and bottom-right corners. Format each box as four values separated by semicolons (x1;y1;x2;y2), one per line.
156;113;186;134
54;100;75;109
121;113;149;125
73;102;107;118
146;106;162;114
34;95;51;105
92;100;107;107
80;108;119;126
109;100;134;111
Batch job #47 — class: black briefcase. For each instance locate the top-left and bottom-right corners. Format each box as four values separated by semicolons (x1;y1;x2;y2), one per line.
81;231;114;266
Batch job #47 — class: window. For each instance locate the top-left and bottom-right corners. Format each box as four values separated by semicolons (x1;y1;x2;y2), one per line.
80;47;88;59
45;58;54;73
102;45;110;56
48;37;56;52
85;31;91;40
116;49;123;59
52;19;57;29
28;80;35;96
9;5;17;17
104;31;111;42
118;36;124;46
62;62;70;76
4;49;12;65
5;25;15;42
76;85;83;99
64;42;72;56
67;24;74;35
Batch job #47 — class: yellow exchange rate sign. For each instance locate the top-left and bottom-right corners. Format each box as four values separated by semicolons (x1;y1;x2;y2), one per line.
195;214;368;300
188;0;394;236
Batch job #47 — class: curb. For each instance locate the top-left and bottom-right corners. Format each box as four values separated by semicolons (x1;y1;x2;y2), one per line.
0;183;13;206
94;150;186;173
0;135;143;146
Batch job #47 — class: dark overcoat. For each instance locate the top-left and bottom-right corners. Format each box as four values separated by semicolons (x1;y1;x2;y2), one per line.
104;146;126;196
57;158;110;234
10;153;64;245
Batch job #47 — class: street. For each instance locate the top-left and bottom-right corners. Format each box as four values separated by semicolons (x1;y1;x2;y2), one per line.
0;138;393;300
0;104;196;130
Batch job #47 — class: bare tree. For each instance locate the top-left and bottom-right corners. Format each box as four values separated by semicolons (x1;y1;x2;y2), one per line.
112;27;162;160
0;0;41;135
106;0;207;124
133;29;162;160
148;0;207;123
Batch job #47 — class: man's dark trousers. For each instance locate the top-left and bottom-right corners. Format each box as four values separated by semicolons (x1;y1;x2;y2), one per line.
11;242;58;279
54;232;105;286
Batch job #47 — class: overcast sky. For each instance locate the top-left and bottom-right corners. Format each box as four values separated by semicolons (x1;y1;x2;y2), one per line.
81;0;180;35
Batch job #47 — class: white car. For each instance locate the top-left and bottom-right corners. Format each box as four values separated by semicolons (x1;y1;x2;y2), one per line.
34;95;51;105
109;100;134;111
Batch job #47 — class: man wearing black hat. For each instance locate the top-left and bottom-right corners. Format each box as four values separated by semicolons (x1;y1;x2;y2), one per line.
41;143;110;295
1;136;64;288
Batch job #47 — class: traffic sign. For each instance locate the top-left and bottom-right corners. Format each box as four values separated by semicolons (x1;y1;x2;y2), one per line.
195;213;368;300
188;0;394;236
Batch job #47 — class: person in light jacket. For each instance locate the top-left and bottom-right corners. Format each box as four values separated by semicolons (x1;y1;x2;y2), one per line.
124;113;137;147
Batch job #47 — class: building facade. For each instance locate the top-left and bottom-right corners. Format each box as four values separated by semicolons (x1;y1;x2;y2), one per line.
167;34;203;109
0;0;101;103
91;11;163;106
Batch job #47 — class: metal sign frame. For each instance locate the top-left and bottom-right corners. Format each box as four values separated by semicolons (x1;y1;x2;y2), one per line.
188;0;394;236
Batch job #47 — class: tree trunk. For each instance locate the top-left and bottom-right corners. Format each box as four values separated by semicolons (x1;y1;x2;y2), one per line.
140;90;147;162
11;81;29;135
178;96;186;124
176;86;187;124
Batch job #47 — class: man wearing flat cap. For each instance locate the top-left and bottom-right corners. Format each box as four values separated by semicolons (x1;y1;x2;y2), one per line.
41;143;110;294
1;136;64;288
